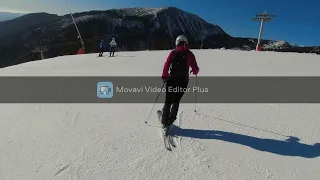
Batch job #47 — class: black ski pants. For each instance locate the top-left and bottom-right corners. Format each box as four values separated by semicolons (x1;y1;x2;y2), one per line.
161;78;188;126
110;47;115;56
99;48;104;57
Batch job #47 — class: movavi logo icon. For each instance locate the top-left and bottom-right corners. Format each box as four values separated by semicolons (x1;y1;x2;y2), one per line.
97;82;113;98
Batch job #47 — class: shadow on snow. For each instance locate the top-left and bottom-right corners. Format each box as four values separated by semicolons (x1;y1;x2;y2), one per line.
171;126;320;158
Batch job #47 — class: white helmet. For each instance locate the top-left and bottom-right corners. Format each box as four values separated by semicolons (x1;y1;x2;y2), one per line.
175;35;188;46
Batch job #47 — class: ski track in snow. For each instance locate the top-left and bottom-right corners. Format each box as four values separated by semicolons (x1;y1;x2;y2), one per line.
0;50;320;179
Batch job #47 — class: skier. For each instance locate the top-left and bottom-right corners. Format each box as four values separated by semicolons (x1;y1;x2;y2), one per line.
161;35;199;132
99;40;104;57
110;38;117;57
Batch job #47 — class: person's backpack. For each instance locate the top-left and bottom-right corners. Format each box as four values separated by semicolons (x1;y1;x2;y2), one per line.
169;50;189;79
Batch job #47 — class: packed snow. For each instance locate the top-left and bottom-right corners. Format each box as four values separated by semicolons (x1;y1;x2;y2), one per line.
0;49;320;180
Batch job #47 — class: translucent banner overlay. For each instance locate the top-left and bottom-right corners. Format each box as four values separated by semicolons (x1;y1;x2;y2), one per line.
0;76;320;103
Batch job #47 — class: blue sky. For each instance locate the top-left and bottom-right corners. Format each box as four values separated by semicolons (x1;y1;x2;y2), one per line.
2;0;320;46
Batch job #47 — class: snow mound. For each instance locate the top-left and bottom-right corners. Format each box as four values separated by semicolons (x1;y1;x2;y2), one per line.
0;50;320;180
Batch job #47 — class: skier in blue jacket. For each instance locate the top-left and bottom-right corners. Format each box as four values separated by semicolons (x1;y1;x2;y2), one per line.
99;40;105;57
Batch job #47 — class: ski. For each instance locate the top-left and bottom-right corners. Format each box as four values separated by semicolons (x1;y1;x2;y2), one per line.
157;110;171;151
168;135;176;148
157;110;176;150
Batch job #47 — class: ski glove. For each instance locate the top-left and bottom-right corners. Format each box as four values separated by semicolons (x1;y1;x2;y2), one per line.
190;69;198;75
161;74;171;82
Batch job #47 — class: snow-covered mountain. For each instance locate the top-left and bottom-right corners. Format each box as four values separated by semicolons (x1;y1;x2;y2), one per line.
263;40;292;50
46;7;226;45
0;7;229;67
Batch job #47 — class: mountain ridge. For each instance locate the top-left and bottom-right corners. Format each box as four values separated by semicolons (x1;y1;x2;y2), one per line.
0;12;25;21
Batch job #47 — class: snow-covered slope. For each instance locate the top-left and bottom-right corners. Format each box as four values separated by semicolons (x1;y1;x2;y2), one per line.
114;7;167;17
263;40;292;50
0;50;320;180
155;7;225;42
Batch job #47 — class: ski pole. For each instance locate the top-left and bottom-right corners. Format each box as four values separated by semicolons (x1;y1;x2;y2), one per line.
145;81;166;124
194;75;198;112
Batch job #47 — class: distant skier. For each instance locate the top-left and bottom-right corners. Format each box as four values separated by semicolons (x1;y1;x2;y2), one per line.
161;35;199;132
110;38;117;57
99;40;105;57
